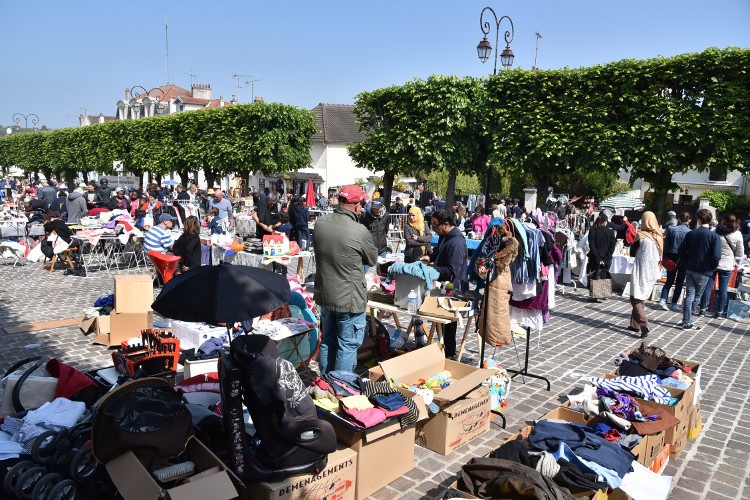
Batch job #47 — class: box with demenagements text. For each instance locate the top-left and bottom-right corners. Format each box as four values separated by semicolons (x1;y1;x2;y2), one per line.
375;343;494;455
243;445;357;500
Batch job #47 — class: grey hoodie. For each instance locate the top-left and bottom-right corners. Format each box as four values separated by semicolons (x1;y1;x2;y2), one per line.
66;190;87;224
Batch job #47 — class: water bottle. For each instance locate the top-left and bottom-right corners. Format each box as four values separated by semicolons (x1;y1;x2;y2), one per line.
408;289;418;314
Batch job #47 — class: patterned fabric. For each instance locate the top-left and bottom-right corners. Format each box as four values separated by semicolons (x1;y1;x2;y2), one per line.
358;379;419;427
597;387;658;422
586;375;671;404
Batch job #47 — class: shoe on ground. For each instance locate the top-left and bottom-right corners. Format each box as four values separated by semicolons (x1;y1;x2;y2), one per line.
682;323;702;331
676;321;685;328
670;304;681;311
658;300;668;311
626;326;640;333
640;327;651;338
696;309;706;318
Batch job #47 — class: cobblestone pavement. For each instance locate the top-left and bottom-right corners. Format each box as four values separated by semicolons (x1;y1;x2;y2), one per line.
1;260;748;499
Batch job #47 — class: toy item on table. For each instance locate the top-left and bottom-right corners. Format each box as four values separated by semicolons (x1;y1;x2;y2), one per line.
263;233;290;257
230;237;244;252
416;370;452;393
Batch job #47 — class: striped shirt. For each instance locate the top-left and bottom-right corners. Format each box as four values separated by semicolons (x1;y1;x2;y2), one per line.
585;375;671;405
144;225;173;253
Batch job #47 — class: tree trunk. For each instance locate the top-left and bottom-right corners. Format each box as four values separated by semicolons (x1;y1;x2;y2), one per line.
653;190;667;218
445;169;457;208
381;170;395;209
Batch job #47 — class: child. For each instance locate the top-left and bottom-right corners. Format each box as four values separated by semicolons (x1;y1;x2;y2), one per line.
207;207;225;235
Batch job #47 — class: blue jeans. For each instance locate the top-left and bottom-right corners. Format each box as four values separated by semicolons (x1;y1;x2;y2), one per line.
683;270;711;326
318;307;366;374
659;254;686;304
698;269;731;313
292;226;310;251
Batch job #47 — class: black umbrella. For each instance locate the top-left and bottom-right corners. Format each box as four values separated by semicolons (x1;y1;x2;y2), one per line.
151;262;291;324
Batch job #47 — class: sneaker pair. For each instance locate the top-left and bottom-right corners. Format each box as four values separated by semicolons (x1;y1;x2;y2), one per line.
695;309;706;318
681;323;701;331
670;304;681;311
657;300;669;311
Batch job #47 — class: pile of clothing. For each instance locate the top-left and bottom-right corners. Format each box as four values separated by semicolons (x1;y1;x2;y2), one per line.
308;370;418;429
613;343;695;391
567;384;681;436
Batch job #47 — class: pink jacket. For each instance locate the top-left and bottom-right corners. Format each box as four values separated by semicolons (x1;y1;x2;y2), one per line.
472;214;490;234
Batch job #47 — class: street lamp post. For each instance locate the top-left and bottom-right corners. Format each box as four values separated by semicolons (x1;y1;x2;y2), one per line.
12;113;40;132
476;6;515;375
476;6;515;206
477;6;515;75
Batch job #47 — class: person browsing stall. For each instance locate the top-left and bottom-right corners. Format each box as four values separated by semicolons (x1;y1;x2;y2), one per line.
361;198;389;259
404;207;432;263
253;191;281;237
314;184;378;374
421;208;468;359
207;208;225;235
144;213;177;254
209;189;233;228
172;216;202;272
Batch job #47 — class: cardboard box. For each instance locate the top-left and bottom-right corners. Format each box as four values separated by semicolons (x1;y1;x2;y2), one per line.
114;274;153;313
378;343;494;407
415;386;491;455
173;321;227;351
542;407;652;467
688;397;702;439
325;417;415;500
80;315;111;337
668;427;687;460
643;431;666;470
106;438;238;500
93;311;153;346
649;443;670;474
418;294;471;321
244;445;356;500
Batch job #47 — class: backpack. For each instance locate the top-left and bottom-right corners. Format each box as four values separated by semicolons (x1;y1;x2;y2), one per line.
624;220;637;245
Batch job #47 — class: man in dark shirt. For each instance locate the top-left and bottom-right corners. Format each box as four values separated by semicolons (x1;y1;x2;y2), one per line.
253;191;281;237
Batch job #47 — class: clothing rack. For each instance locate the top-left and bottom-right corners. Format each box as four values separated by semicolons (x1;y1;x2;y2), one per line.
506;326;551;391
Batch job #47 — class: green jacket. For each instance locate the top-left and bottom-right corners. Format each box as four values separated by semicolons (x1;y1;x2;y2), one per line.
314;208;378;313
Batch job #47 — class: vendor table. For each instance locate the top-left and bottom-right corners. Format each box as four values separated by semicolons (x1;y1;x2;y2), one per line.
211;246;314;283
609;254;634;288
366;300;470;352
431;234;482;251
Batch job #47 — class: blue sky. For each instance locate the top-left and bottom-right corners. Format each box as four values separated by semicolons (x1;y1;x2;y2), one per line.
2;0;749;130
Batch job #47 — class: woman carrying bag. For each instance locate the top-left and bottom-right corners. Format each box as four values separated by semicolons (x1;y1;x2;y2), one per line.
628;211;663;338
404;207;433;263
587;214;616;301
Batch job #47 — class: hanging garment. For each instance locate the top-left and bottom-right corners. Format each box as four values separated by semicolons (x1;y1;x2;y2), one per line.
478;226;518;347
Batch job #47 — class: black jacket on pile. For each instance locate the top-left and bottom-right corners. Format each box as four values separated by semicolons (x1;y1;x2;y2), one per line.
459;457;574;500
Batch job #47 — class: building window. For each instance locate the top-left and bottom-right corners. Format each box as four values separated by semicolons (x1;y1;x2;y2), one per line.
708;168;727;182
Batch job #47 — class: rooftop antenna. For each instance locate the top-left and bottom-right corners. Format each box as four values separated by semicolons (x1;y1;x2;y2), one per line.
232;74;252;102
186;67;198;86
533;32;542;71
245;79;263;101
165;17;169;83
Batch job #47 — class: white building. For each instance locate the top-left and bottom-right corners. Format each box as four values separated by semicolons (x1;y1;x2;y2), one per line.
620;167;750;203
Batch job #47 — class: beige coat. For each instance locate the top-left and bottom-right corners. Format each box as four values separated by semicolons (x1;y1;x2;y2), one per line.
479;229;519;347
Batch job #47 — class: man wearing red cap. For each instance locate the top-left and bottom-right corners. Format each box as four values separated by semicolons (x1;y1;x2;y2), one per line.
314;185;378;373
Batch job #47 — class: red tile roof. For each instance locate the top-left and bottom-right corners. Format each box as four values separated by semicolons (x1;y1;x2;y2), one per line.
133;84;191;101
176;96;211;105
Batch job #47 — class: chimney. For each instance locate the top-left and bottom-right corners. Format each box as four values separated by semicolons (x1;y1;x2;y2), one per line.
99;112;104;124
125;87;131;100
230;95;237;105
191;83;212;100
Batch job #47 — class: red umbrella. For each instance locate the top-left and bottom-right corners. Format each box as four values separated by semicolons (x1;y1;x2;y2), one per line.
306;178;315;207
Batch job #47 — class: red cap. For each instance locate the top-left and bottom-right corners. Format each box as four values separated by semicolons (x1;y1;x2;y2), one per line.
338;184;370;203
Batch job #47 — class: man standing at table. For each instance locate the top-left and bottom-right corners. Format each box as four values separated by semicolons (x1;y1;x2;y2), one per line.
314;184;377;373
253;191;281;237
421;208;468;360
209;189;233;230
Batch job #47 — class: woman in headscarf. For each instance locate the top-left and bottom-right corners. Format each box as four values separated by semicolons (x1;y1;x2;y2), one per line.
627;211;663;338
404;207;433;263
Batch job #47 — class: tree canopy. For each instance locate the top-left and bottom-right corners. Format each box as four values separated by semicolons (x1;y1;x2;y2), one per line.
0;102;317;187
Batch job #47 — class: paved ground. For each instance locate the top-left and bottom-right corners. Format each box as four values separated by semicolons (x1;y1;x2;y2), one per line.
1;259;748;499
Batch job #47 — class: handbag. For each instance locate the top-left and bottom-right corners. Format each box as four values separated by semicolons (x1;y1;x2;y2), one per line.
589;267;612;299
662;256;678;272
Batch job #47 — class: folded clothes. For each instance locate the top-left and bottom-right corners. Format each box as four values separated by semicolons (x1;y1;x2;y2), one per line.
369;392;404;411
618;434;642;451
341;395;373;411
659;377;689;390
313;398;340;413
379;405;410;418
586;375;671;404
341;406;387;428
330;380;360;397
